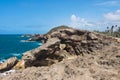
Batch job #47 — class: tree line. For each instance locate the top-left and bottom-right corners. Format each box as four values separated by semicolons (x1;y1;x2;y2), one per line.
94;25;120;38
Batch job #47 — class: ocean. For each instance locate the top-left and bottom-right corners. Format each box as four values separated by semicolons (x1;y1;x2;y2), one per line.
0;35;40;62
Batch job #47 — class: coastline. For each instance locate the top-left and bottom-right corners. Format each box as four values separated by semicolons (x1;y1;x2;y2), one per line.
0;34;40;63
0;26;120;80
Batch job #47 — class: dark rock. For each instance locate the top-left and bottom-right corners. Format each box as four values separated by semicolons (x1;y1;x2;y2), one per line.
28;34;45;41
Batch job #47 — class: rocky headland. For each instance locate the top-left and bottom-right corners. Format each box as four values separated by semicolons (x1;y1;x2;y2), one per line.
0;26;120;80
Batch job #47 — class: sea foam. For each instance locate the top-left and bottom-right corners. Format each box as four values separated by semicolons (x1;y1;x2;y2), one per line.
0;70;16;76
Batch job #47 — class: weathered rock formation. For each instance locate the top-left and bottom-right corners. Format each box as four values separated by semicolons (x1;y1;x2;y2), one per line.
0;26;120;71
20;26;120;68
0;26;120;80
28;34;45;42
0;57;18;72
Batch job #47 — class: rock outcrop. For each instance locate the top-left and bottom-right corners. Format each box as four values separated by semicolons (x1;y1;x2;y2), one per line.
22;38;61;67
20;26;120;68
0;26;120;71
0;26;120;80
0;57;18;72
28;34;45;41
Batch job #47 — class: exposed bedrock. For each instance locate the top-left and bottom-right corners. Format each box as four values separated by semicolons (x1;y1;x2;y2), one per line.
0;26;120;72
0;57;18;72
20;26;120;68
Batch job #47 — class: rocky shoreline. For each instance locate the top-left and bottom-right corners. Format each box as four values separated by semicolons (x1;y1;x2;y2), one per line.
0;26;120;80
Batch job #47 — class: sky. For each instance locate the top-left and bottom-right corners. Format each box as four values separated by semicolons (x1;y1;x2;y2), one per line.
0;0;120;34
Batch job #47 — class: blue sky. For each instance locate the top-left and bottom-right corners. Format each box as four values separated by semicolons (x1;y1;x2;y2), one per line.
0;0;120;34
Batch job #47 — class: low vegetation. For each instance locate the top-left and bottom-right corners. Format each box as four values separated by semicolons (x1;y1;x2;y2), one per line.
94;25;120;38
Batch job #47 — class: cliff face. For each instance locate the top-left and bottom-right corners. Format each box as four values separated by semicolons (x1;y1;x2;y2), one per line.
1;26;120;80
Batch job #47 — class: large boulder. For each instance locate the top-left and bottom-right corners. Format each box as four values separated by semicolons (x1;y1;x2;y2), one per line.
22;38;61;67
0;57;18;72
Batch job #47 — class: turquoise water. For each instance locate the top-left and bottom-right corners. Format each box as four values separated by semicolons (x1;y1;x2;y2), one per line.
0;35;40;62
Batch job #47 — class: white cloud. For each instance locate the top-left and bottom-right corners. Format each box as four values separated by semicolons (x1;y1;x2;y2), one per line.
70;14;79;28
104;10;120;21
95;10;120;31
70;11;120;31
71;14;79;22
70;14;95;30
96;1;120;6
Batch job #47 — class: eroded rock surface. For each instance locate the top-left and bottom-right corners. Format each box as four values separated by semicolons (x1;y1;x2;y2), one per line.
0;26;120;80
2;52;120;80
21;26;120;68
0;57;18;72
